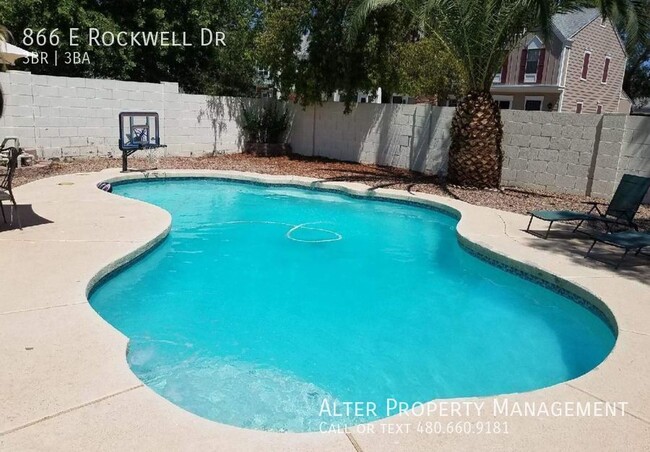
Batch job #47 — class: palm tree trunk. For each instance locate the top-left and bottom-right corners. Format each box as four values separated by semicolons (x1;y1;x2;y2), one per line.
447;91;503;188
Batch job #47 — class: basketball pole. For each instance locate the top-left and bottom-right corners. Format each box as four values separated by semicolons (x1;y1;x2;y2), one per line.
122;150;128;172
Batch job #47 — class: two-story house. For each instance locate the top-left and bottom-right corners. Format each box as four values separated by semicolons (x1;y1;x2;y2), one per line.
490;8;630;113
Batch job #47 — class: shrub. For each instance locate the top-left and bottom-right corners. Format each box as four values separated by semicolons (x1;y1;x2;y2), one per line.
240;100;289;144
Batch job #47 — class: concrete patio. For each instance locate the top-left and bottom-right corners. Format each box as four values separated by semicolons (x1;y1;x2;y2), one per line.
0;169;648;451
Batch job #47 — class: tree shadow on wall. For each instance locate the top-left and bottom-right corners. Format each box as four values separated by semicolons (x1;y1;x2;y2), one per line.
300;102;452;178
198;97;268;154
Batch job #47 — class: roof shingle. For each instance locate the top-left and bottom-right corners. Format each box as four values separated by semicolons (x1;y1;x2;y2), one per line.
552;8;601;40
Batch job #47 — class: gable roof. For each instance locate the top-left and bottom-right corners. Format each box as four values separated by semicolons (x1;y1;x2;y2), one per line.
552;8;601;40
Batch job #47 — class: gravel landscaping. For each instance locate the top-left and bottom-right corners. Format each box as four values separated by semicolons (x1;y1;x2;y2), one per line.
14;154;650;230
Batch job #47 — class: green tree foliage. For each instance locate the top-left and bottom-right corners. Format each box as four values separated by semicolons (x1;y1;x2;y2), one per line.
620;27;650;106
0;0;259;95
254;0;462;110
353;0;648;187
625;43;650;106
390;37;466;100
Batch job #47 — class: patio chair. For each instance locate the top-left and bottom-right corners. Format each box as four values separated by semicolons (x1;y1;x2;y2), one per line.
586;230;650;269
0;146;21;227
526;174;650;239
0;137;33;168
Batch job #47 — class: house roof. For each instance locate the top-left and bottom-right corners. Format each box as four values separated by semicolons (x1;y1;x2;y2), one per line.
552;8;601;40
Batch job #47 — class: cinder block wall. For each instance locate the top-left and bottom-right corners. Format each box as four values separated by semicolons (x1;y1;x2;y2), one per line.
618;115;650;202
1;72;649;200
500;110;650;200
288;103;454;175
0;71;244;158
500;110;602;195
290;103;649;200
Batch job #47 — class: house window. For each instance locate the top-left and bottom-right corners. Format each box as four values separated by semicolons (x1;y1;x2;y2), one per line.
596;104;603;114
576;102;583;113
524;96;543;111
581;52;591;80
493;95;513;109
602;57;611;83
525;49;541;83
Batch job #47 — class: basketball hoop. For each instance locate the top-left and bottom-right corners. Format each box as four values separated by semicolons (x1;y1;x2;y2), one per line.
118;112;167;172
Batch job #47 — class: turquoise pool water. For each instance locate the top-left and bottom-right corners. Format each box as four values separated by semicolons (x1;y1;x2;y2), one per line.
90;179;615;432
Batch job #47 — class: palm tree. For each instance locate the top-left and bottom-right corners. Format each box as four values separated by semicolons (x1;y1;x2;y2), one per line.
353;0;649;188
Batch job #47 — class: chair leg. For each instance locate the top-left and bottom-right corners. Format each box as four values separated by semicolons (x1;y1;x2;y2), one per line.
526;215;534;233
586;240;597;257
604;220;614;233
0;200;5;223
572;219;585;233
615;249;630;270
10;196;21;229
545;221;553;239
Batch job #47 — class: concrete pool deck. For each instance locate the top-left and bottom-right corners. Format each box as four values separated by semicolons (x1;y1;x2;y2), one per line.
0;168;648;451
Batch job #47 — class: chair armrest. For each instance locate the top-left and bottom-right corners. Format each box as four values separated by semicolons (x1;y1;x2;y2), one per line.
580;201;606;216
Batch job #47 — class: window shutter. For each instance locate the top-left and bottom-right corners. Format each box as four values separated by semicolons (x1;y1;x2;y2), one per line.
602;58;610;83
536;49;546;84
581;53;590;79
519;49;527;83
501;57;509;83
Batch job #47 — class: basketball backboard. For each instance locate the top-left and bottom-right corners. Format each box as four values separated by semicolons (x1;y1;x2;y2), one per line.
118;112;161;151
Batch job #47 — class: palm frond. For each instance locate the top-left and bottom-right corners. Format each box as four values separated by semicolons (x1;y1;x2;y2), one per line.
348;0;400;38
590;0;649;44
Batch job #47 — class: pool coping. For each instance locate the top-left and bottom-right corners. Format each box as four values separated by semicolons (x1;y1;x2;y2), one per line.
1;168;649;451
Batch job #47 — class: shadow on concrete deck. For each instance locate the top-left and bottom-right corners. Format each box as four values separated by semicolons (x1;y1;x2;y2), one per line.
522;225;650;283
0;204;53;231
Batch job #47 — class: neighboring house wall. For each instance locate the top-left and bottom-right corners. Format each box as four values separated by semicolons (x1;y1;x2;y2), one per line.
501;33;565;86
509;93;561;111
562;19;626;114
617;94;632;113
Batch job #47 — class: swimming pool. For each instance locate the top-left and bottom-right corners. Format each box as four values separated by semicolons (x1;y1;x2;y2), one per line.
90;178;615;432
